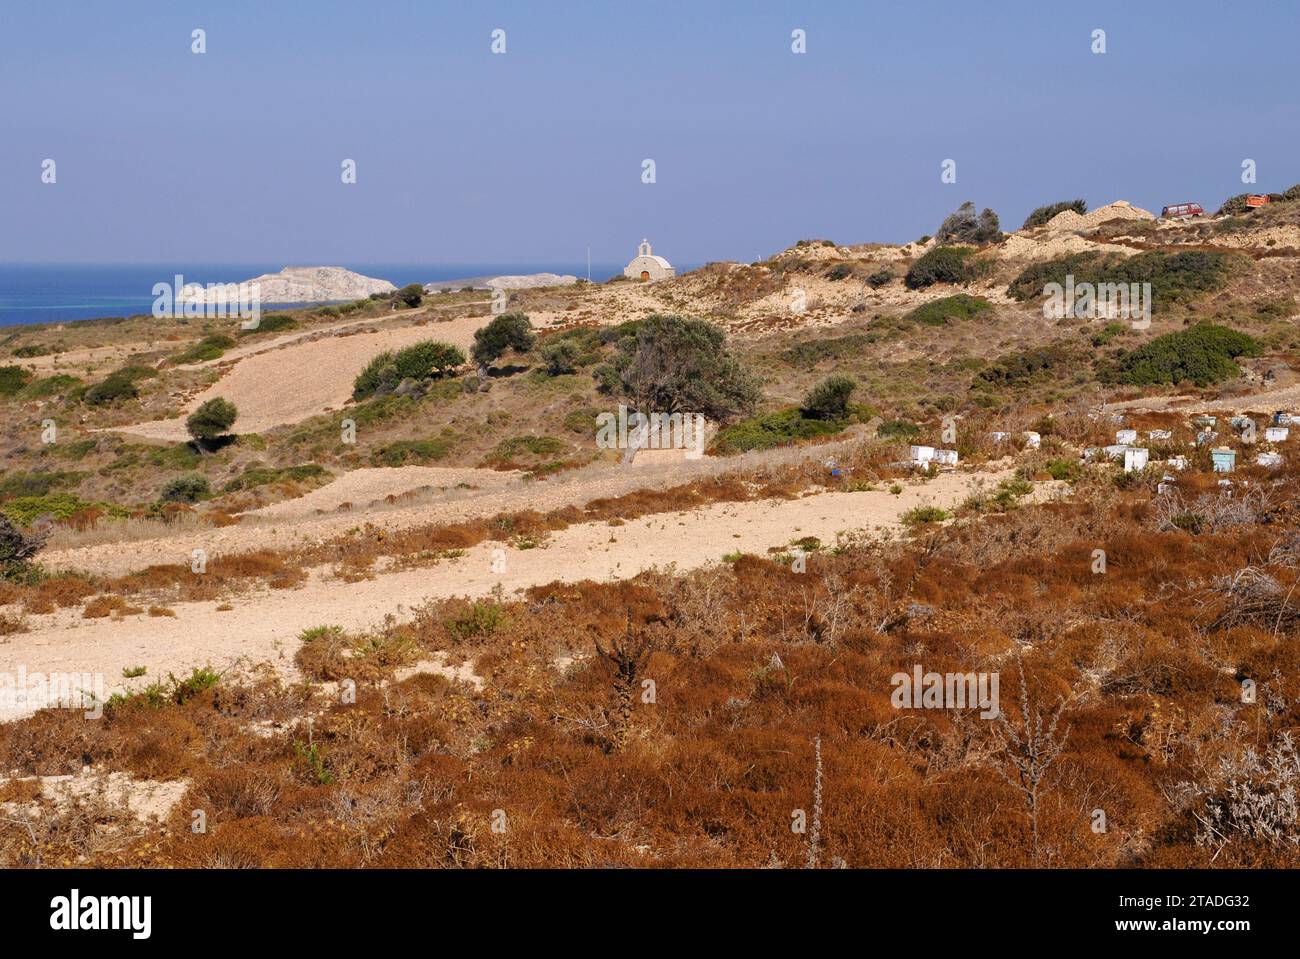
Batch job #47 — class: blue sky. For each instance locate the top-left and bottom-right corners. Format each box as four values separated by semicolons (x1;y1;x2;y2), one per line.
1;0;1297;265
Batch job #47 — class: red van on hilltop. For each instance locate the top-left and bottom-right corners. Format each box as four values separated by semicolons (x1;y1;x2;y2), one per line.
1160;202;1205;220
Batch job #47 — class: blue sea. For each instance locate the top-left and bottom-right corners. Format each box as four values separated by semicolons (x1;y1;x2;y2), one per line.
0;262;630;328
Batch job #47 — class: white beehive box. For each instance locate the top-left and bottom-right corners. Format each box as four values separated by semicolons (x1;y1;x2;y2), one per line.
1123;448;1149;472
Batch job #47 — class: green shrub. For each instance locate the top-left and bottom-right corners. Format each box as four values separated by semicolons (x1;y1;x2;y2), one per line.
905;246;981;289
84;370;140;405
905;293;992;326
563;409;599;435
801;374;856;421
222;463;328;492
975;345;1072;389
241;313;297;335
353;351;399;399
487;435;567;462
1022;199;1086;229
0;492;111;526
447;600;506;640
471;313;536;371
17;374;81;400
877;419;921;440
392;340;464;380
591;363;621;394
110;666;221;711
826;263;854;281
173;334;235;364
902;505;950;526
866;269;893;288
540;339;581;375
0;365;33;397
12;344;55;358
1088;322;1128;347
186;397;239;443
712;407;845;454
1045;458;1084;482
372;438;452;466
1103;324;1261;387
1217;194;1253;216
0;471;83;498
396;283;424;308
353;341;465;399
1007;250;1236;310
781;333;875;368
159;474;210;503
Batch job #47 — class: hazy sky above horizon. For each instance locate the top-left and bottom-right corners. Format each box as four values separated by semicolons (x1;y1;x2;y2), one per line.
2;0;1297;266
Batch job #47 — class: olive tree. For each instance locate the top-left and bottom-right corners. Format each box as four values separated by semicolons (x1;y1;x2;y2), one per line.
471;312;536;378
186;397;239;449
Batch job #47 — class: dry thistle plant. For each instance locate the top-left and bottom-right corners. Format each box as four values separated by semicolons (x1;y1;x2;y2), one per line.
991;659;1071;863
591;613;659;751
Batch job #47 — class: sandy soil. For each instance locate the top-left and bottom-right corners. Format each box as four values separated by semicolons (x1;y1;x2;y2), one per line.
41;432;873;577
245;465;522;520
0;468;1008;721
0;769;188;823
112;316;497;440
172;300;495;373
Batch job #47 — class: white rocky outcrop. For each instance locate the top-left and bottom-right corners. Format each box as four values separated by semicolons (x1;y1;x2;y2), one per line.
178;266;396;304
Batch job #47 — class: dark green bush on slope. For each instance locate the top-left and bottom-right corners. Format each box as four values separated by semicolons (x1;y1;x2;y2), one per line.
173;334;235;364
1007;250;1237;310
712;407;845;454
84;370;140;405
186;397;239;444
801;374;856;421
975;345;1073;389
904;293;993;326
1022;199;1087;229
905;246;984;290
471;313;536;373
0;366;33;397
1103;325;1261;387
160;474;210;503
353;340;466;399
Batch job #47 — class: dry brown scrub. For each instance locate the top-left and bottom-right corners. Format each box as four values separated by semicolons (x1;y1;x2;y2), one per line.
3;467;1299;869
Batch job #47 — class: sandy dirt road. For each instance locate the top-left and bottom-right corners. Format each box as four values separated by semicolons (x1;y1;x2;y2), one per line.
0;469;1007;720
42;432;880;577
